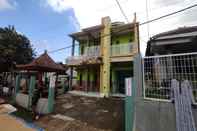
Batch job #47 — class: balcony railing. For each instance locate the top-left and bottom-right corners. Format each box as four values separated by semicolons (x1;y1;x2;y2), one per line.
84;45;100;56
66;56;84;65
110;43;133;56
66;43;134;65
66;45;101;65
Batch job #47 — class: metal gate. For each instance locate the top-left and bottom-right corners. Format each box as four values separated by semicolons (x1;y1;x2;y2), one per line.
142;52;197;131
143;52;197;102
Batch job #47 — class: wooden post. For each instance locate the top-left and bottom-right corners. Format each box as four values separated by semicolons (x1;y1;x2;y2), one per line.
100;16;111;97
28;75;36;110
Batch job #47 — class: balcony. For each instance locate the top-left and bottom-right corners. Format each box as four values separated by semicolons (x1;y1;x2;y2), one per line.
84;45;100;56
66;45;102;66
110;43;133;57
66;43;134;66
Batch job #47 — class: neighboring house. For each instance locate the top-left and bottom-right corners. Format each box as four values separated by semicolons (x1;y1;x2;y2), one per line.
66;16;139;96
144;26;197;93
146;26;197;56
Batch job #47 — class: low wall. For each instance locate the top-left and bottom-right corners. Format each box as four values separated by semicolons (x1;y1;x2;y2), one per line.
16;93;29;109
134;99;197;131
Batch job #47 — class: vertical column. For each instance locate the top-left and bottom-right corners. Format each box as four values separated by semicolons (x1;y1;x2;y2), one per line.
89;69;94;91
111;68;116;94
83;69;88;91
69;38;75;90
48;73;56;113
100;16;111;97
14;74;21;101
125;78;135;131
28;75;36;110
133;13;140;54
62;79;66;93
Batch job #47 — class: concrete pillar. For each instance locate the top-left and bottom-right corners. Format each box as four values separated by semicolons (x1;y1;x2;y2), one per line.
28;76;36;110
100;16;111;97
69;38;75;90
133;54;143;131
61;79;66;93
83;69;88;91
112;68;116;94
125;78;135;131
89;69;94;91
14;74;21;101
134;54;143;99
125;54;142;131
48;73;56;113
133;13;140;54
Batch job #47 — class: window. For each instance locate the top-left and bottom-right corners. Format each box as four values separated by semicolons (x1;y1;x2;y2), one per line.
116;40;120;44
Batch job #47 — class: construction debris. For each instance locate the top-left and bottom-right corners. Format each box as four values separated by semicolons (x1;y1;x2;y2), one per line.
36;93;124;131
62;103;74;109
0;104;17;114
52;114;75;121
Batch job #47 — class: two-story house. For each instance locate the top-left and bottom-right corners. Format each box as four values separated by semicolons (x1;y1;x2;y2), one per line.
66;16;139;96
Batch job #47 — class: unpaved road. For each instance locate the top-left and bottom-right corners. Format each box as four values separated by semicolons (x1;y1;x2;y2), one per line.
36;94;124;131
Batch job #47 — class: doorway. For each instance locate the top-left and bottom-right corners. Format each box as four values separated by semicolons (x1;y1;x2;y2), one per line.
117;70;132;94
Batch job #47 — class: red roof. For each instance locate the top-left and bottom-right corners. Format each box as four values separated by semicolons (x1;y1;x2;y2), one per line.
16;52;65;72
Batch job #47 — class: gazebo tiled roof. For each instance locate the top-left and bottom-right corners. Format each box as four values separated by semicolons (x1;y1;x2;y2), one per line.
16;52;65;72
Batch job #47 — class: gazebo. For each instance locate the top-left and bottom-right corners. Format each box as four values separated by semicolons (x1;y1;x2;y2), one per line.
16;51;65;72
15;51;66;114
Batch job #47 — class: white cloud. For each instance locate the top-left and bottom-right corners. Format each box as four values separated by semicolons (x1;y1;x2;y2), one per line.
45;0;197;55
0;0;16;11
45;0;143;28
68;15;80;30
32;40;52;55
45;0;72;12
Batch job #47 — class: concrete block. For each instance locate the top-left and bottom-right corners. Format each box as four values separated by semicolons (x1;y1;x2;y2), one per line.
16;93;29;109
36;98;49;114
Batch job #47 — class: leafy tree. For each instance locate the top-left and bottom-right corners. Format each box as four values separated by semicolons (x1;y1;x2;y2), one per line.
0;26;36;72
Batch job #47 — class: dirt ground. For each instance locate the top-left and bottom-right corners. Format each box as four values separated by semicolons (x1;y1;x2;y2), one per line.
36;93;125;131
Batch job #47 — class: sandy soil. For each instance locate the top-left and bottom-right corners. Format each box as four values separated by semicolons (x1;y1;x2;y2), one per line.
0;114;36;131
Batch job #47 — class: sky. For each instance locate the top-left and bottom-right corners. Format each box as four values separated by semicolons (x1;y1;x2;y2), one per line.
0;0;197;62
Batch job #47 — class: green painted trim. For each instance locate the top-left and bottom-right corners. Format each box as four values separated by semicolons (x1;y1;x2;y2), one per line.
48;75;56;113
125;78;135;131
14;75;21;101
28;76;36;110
48;87;55;113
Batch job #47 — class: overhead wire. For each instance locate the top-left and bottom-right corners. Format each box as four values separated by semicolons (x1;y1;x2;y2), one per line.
145;0;150;38
46;3;197;54
139;3;197;26
114;0;129;23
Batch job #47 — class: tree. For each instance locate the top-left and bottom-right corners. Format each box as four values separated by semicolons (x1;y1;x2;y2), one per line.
0;26;36;72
